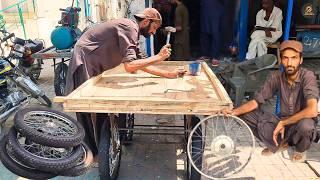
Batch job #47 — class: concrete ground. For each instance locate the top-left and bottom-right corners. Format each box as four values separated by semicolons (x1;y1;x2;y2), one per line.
0;59;319;180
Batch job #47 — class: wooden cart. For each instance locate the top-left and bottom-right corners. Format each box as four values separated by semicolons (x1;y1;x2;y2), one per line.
54;61;235;179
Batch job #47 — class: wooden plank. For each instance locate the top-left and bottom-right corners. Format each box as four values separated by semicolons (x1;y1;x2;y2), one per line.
201;62;233;109
57;61;233;114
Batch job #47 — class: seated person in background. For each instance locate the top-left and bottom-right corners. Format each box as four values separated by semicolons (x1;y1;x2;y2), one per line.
224;40;319;162
246;0;282;60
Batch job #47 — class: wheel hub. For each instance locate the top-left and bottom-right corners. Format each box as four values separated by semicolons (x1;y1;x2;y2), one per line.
210;135;234;157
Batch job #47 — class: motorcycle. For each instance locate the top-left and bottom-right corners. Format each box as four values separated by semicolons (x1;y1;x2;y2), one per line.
0;29;44;82
0;32;51;138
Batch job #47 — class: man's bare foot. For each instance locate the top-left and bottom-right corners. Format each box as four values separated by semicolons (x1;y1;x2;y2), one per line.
92;155;99;168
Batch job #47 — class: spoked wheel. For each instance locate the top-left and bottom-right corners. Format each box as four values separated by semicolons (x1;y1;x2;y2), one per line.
187;115;255;179
99;117;122;180
186;116;202;180
0;135;57;179
8;127;82;173
54;62;68;96
14;107;85;148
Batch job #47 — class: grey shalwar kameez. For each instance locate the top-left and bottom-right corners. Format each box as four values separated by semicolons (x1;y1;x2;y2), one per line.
65;18;141;155
240;68;319;153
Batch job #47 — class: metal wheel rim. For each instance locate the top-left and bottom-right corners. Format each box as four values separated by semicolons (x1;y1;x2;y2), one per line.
109;123;121;176
6;141;36;169
17;133;74;160
23;110;78;137
187;115;255;179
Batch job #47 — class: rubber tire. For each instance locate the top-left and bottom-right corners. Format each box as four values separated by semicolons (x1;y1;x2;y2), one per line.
59;142;93;177
8;127;83;173
187;116;202;180
14;107;85;148
54;62;68;96
0;135;57;179
98;119;122;180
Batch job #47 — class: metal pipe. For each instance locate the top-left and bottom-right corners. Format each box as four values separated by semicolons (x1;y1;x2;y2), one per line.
239;0;249;61
284;0;294;40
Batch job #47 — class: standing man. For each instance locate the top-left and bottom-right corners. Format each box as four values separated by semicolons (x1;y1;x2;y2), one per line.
170;0;190;60
200;0;225;62
65;8;186;157
246;0;283;59
223;40;319;162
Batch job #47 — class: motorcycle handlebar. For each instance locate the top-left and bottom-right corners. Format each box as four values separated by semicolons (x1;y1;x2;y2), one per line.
2;33;14;42
59;7;81;12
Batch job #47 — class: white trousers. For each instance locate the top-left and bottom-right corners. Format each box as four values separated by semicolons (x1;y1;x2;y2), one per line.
245;30;277;60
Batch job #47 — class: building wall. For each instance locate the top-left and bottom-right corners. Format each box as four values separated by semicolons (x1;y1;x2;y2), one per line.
1;0;149;52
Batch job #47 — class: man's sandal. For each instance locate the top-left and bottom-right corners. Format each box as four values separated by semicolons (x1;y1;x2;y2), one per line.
261;143;289;156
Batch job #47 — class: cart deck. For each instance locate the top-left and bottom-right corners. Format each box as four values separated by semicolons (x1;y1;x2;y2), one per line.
54;61;233;114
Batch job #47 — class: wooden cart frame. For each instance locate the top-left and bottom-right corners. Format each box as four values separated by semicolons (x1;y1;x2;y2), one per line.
54;61;234;179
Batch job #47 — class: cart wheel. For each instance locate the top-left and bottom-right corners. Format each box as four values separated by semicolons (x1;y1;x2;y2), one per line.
187;115;255;179
186;116;202;180
99;118;122;180
54;62;68;96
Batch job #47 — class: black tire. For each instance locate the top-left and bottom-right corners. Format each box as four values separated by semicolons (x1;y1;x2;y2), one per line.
8;127;82;173
54;62;68;96
99;119;122;180
36;94;52;107
0;135;57;179
59;142;93;177
187;116;202;180
14;107;85;148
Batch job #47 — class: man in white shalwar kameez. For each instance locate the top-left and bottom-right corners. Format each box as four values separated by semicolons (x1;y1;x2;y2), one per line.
246;0;283;60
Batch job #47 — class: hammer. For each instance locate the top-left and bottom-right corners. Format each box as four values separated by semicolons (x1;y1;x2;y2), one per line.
165;26;176;44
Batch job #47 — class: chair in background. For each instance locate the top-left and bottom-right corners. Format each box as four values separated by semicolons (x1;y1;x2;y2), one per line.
226;54;278;107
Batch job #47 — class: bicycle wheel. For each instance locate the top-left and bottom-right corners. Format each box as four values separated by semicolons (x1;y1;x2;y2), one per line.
187;115;255;179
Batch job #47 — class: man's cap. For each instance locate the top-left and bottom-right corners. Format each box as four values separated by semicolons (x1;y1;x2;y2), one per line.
134;8;162;24
280;40;303;53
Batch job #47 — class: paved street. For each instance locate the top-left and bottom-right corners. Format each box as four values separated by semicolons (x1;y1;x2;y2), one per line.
0;60;319;180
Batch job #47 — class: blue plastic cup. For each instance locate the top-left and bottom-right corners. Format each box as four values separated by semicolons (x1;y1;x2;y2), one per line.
189;62;200;76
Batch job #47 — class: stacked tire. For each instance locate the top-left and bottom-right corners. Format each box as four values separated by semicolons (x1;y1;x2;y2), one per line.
0;107;92;179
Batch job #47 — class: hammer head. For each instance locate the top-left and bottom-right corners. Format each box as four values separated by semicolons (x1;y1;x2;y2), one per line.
165;26;176;44
165;26;176;33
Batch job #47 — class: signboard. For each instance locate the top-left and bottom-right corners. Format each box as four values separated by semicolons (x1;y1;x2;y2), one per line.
297;30;320;58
